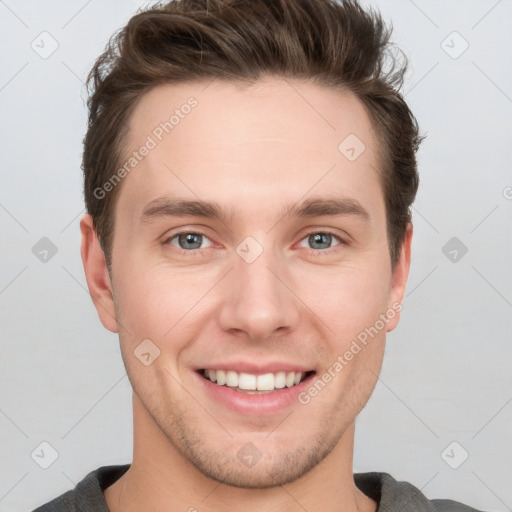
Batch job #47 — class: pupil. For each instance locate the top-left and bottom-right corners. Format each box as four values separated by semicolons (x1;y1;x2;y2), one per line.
310;233;331;249
179;233;202;249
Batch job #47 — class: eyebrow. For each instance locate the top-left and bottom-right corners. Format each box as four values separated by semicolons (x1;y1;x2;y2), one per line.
140;196;370;223
285;197;369;221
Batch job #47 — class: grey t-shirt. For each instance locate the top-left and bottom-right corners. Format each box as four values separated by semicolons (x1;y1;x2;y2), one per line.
32;465;484;511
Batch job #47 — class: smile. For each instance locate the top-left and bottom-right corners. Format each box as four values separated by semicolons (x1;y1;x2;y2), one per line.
200;369;314;393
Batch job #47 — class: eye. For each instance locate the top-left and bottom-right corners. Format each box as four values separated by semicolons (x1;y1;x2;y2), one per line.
299;231;343;251
166;232;213;251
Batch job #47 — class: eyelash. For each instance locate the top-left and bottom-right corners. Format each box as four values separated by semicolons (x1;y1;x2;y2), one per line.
162;230;346;257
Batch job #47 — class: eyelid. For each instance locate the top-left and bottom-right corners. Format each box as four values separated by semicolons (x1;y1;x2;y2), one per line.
160;224;214;241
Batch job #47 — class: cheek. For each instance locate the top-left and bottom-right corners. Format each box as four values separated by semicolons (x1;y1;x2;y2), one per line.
112;261;221;375
113;259;202;331
113;266;200;394
297;261;391;341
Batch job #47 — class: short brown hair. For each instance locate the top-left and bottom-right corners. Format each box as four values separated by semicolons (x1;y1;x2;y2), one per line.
83;0;422;268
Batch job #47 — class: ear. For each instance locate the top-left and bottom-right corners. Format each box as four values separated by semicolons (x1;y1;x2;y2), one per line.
385;223;413;332
80;214;118;333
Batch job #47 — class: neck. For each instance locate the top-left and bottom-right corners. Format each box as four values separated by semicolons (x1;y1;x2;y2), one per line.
104;394;376;512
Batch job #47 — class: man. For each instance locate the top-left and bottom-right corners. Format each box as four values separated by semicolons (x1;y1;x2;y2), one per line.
34;0;484;510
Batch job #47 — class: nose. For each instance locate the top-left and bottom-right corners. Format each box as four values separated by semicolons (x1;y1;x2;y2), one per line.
217;242;301;342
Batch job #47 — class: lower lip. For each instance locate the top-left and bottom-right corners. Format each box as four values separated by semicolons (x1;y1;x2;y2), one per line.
194;371;315;416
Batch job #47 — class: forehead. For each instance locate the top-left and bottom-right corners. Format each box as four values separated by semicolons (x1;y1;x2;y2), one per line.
117;77;383;224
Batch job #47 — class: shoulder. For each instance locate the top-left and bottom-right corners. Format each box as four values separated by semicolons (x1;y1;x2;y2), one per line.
31;465;130;512
354;471;486;512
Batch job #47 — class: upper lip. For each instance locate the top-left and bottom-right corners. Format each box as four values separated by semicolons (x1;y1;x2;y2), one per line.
195;361;315;375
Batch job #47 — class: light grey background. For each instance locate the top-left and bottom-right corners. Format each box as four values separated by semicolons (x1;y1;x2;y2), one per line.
1;1;511;511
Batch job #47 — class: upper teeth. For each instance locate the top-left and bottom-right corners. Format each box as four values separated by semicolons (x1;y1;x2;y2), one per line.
204;369;304;391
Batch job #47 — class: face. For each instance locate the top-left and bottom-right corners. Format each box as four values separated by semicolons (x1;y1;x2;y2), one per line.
84;77;410;488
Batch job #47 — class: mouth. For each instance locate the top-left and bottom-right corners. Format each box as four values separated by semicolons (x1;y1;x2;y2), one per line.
198;368;315;394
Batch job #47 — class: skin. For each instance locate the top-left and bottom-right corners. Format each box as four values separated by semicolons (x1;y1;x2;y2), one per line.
81;77;412;512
